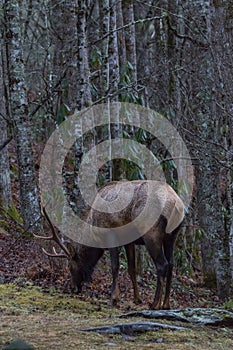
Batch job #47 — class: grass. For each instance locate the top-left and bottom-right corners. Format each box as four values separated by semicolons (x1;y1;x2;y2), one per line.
0;283;233;350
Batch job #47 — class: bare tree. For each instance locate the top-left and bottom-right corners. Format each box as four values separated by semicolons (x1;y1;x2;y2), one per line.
0;42;12;207
76;0;92;109
122;0;137;87
190;0;232;298
2;0;41;231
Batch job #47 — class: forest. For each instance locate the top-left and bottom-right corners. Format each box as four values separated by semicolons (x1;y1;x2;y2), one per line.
0;0;233;349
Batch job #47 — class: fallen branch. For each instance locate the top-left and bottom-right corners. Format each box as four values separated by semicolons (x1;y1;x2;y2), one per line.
82;321;186;335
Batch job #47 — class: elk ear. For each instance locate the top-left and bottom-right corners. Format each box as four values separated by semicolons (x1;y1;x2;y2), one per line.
66;242;76;258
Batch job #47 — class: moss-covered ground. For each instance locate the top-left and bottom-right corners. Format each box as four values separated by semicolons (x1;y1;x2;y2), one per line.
1;283;233;350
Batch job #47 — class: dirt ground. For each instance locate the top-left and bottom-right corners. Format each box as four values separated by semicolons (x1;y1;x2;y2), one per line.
1;283;233;350
1;231;233;349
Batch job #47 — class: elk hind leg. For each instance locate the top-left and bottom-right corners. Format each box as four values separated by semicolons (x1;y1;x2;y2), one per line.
125;243;142;304
151;248;168;310
144;235;168;310
162;230;179;310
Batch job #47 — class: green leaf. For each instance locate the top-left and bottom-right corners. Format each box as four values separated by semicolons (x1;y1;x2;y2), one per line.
7;204;23;225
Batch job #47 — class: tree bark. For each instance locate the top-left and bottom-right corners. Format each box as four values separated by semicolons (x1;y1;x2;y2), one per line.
195;0;232;297
76;0;92;109
0;41;12;207
122;0;137;86
3;0;41;231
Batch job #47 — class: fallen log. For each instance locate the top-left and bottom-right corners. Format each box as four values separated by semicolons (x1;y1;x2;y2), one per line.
82;321;187;335
119;308;233;327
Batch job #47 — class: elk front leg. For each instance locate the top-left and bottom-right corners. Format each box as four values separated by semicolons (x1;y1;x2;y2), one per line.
125;243;142;304
109;248;120;305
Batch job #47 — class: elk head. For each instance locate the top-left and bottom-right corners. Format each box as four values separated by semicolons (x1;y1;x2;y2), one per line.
34;207;101;293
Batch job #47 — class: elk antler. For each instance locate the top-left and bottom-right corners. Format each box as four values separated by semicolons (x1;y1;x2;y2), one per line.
34;207;71;258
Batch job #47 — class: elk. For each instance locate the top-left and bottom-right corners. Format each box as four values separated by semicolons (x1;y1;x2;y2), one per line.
35;180;185;309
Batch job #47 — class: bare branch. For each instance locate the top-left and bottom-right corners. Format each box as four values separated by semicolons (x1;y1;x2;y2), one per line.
0;136;12;152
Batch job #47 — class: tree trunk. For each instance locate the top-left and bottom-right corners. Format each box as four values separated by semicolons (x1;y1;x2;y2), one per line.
116;0;127;69
0;43;12;207
122;0;137;86
51;0;79;112
76;0;92;109
109;0;120;100
195;0;232;298
3;0;41;231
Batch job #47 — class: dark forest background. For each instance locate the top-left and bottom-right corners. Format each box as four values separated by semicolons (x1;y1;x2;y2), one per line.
0;0;232;301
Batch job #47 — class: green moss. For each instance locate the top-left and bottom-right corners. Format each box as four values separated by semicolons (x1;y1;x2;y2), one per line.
1;284;233;350
0;283;115;317
223;299;233;311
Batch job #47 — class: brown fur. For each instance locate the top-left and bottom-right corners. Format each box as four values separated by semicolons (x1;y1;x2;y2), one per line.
67;181;184;309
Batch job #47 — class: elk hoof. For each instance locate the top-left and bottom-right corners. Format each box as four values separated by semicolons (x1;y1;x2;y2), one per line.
72;286;82;294
149;302;162;310
111;298;118;306
134;297;142;304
